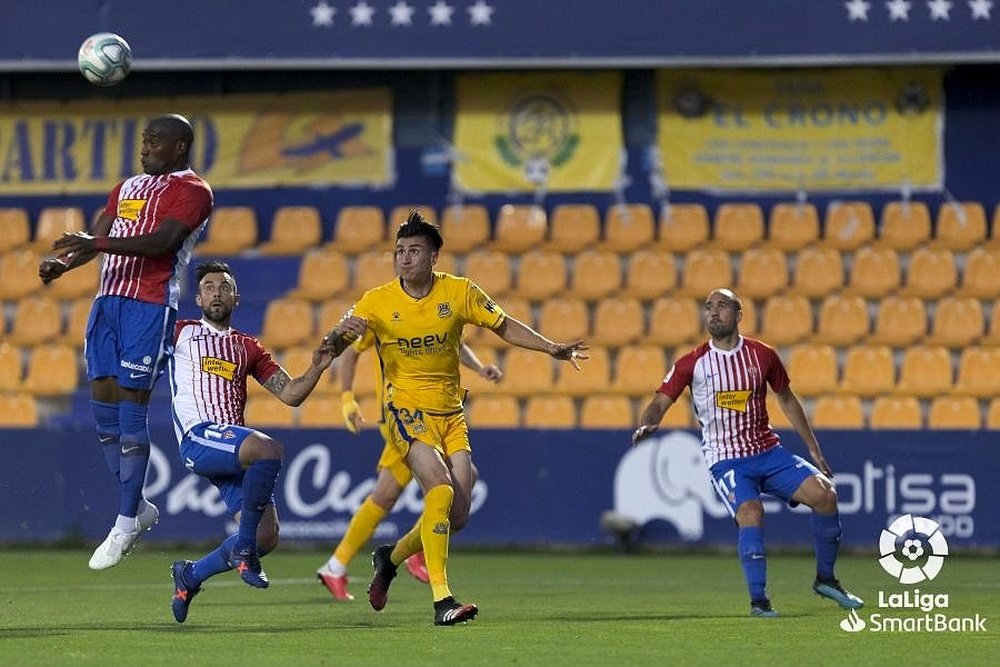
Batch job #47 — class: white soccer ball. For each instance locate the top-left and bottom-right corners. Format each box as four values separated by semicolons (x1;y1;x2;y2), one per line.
77;33;132;87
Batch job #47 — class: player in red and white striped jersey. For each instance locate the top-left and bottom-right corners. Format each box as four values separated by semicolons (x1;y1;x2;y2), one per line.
633;288;862;617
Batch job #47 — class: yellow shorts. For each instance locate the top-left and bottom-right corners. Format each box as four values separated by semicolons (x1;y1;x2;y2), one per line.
385;402;471;461
375;421;413;487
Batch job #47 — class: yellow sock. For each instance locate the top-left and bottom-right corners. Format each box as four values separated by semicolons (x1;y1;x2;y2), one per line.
390;517;423;565
333;497;388;566
421;484;454;601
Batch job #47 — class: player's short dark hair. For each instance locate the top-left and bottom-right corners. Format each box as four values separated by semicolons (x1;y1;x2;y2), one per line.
396;209;443;251
195;260;234;284
149;114;194;145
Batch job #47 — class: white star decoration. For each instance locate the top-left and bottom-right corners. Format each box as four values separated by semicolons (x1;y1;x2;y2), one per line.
846;0;871;20
969;0;993;19
886;0;912;20
429;1;455;26
310;0;336;27
389;1;415;26
350;1;376;26
468;0;495;25
928;0;953;19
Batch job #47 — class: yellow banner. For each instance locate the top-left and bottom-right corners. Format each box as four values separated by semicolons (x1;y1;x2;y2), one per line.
454;72;622;192
657;68;942;191
0;89;392;194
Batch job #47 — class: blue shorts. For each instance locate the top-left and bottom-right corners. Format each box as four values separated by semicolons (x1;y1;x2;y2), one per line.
179;423;272;517
709;445;819;518
85;295;176;390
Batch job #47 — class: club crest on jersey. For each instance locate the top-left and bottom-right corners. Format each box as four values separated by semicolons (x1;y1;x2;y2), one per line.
117;199;146;221
392;311;401;322
201;356;237;381
716;389;752;412
437;302;452;319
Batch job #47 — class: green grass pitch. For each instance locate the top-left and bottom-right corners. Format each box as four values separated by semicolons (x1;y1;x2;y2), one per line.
0;548;995;666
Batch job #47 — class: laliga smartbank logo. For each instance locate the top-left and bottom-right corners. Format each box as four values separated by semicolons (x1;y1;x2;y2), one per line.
839;514;987;634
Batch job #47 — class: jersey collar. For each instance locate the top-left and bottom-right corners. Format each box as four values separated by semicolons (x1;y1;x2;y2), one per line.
709;335;744;355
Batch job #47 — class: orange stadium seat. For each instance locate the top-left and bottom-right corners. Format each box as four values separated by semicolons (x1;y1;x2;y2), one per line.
814;294;869;346
461;348;502;397
492;205;547;253
933;201;986;251
900;247;957;299
245;395;296;427
512;250;567;301
0;344;24;391
538;297;589;344
956;247;1000;299
0;208;30;253
766;203;819;252
591;297;644;347
928;396;981;429
839;345;895;397
812;395;864;428
351;347;383;398
43;254;99;299
787;246;843;298
0;249;44;300
31;207;86;253
987;398;1000;429
739;299;759;337
868;296;928;347
58;297;93;347
316;297;357;336
611;345;668;396
735;247;788;299
895;346;953;398
878;201;931;251
623;249;678;301
603;204;655;253
657;203;709;252
786;344;838;397
259;298;314;350
352;250;398;295
467;394;520;428
501;348;555;396
924;296;984;348
870;396;923;430
434;250;458;275
953;347;1000;398
555;347;610;397
661;391;695;428
259;206;323;256
765;393;793;430
195;207;258;256
21;343;79;397
644;296;702;347
389;205;437;227
289;250;350;301
0;392;38;427
523;395;577;429
677;248;732;298
822;201;875;251
331;206;385;254
712;203;764;251
464;249;513;298
299;394;344;428
844;246;900;298
570;249;622;301
758;295;813;347
546;204;600;254
6;296;62;346
580;394;634;429
440;204;490;253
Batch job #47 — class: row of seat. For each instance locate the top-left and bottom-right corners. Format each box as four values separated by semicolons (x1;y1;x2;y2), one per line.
5;199;1000;259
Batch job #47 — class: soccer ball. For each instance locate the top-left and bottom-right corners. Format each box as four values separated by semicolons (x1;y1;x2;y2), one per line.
77;33;132;86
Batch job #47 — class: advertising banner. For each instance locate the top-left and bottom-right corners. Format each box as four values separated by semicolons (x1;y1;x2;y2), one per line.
0;89;392;194
454;72;622;192
657;68;943;192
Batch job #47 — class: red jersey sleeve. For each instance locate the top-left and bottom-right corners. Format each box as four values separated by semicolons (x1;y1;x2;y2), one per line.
764;345;791;393
103;181;125;219
658;350;696;401
247;337;282;385
160;179;213;232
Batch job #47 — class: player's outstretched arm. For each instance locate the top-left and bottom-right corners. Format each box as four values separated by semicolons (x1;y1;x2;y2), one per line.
38;211;112;284
265;340;337;407
493;316;589;370
51;217;191;259
775;387;832;476
632;393;675;446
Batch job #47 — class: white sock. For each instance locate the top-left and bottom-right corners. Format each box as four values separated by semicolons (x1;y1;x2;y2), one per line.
325;556;347;576
114;514;138;533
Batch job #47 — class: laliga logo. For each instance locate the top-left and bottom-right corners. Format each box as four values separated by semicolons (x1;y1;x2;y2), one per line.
878;514;949;584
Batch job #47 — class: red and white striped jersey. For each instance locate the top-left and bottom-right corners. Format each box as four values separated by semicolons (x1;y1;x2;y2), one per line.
99;169;213;308
170;319;281;439
659;336;789;467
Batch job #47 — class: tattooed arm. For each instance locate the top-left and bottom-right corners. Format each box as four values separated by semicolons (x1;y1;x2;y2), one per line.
263;342;335;407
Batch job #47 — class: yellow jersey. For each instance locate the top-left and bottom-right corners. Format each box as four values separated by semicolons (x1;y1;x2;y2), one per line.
350;272;506;414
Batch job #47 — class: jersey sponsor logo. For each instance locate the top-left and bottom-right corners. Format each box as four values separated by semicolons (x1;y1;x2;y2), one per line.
117;198;146;221
201;356;237;381
437;302;452;319
397;333;449;355
716;389;752;412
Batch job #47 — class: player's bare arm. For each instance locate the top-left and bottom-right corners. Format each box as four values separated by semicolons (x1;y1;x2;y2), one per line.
775;386;832;476
632;392;675;445
264;343;335;407
38;212;113;284
459;342;503;382
323;316;367;357
51;217;191;258
493;316;589;369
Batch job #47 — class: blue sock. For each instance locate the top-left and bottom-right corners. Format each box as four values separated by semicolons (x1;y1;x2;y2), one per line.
236;459;282;551
118;400;150;518
190;534;239;586
738;526;767;601
91;400;120;481
812;511;842;580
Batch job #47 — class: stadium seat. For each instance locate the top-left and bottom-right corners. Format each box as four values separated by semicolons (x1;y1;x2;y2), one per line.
570;249;622;301
0;344;24;391
787;246;844;298
0;392;38;427
868;296;928;347
538;297;589;345
6;296;62;346
258;298;314;349
331;206;386;254
953;347;1000;398
928;396;981;429
591;297;644;347
659;391;694;428
786;344;839;397
677;248;732;298
467;394;520;428
814;294;869;346
555;347;610;397
0;208;30;253
657;203;710;252
461;348;502;396
610;345;668;396
602;204;655;252
281;345;337;395
57;297;93;347
711;203;764;251
735;247;788;299
512;250;567;301
579;394;634;429
900;247;957;298
245;395;296;427
986;398;1000;429
523;395;577;429
766;203;819;252
259;206;323;256
31;207;86;253
195;207;258;256
43;254;99;299
352;347;383;397
739;299;759;337
352;250;398;295
758;295;813;347
21;343;79;396
933;201;986;251
877;201;931;251
464;249;513;298
289;250;350;301
501;348;555;396
644;296;702;347
316;298;358;337
389;205;437;227
440;204;490;253
0;249;44;299
956;247;1000;299
822;201;875;251
895;346;953;398
299;394;345;428
623;249;678;301
812;395;864;428
492;205;547;254
765;393;793;430
924;296;984;348
839;345;895;397
546;204;600;253
844;246;901;298
870;396;923;429
434;251;458;275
